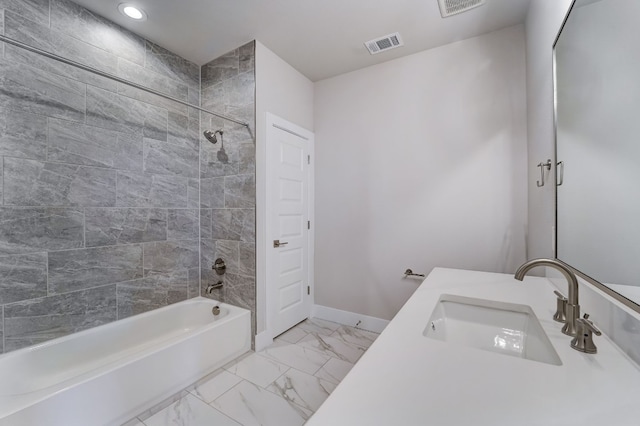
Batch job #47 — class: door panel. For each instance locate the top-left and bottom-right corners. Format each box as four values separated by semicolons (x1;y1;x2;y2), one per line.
279;215;304;238
267;119;312;337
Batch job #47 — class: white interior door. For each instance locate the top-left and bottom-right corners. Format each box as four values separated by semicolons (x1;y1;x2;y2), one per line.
266;114;313;338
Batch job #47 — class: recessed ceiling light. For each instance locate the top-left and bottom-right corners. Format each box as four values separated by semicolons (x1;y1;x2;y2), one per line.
118;3;147;21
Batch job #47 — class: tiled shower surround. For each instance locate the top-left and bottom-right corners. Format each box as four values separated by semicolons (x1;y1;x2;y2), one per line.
0;0;256;353
199;43;257;336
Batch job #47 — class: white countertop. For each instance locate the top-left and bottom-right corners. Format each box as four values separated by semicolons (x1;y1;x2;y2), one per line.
307;268;640;426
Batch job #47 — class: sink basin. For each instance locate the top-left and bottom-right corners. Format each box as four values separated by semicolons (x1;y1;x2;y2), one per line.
424;294;562;366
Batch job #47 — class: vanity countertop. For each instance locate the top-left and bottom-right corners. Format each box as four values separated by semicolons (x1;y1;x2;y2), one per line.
307;268;640;426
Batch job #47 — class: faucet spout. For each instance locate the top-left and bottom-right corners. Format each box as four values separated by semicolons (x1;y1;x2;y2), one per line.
514;258;580;336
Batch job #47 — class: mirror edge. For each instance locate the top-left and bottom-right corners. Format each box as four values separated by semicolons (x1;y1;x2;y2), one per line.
552;0;640;314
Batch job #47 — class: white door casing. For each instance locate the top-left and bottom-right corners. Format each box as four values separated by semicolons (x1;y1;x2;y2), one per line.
266;114;314;338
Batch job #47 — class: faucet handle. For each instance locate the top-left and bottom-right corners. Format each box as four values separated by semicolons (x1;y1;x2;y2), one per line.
571;314;601;354
553;290;567;301
553;291;567;323
578;314;601;336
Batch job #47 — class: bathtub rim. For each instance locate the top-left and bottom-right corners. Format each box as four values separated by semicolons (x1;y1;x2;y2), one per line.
0;297;230;361
0;297;250;418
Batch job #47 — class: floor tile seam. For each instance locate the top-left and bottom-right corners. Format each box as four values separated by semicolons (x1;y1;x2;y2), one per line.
253;351;293;372
205;376;310;424
313;357;357;385
257;365;292;390
309;331;370;352
262;374;321;415
311;353;338;378
307;318;342;330
327;330;363;348
297;327;334;337
293;335;354;363
338;325;382;340
277;331;308;344
203;375;248;407
192;394;243;426
327;333;374;351
301;347;333;376
142;391;240;426
329;325;378;340
260;342;329;376
291;333;308;343
312;370;339;386
269;364;338;393
220;350;255;372
209;376;314;424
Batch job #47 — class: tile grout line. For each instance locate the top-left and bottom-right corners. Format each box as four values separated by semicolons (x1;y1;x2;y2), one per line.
82;207;86;249
194;394;244;426
292;334;353;364
310;348;336;376
260;365;333;415
200;375;246;408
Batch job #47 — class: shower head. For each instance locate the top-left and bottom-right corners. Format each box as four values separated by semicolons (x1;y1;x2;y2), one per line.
204;129;223;144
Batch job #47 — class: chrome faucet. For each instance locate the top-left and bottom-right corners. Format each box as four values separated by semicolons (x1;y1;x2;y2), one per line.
206;281;223;295
514;258;580;336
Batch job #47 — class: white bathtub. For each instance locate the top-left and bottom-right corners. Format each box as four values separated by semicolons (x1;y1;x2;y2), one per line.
0;297;251;426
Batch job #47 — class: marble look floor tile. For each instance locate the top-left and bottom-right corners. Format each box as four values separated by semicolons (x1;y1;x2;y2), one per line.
313;358;355;385
259;339;331;375
331;325;380;349
297;333;366;363
188;368;243;403
143;393;239;426
223;352;289;388
296;318;341;336
267;368;336;412
212;380;312;426
276;326;309;344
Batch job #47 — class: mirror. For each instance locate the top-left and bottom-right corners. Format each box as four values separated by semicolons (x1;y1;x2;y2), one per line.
554;0;640;311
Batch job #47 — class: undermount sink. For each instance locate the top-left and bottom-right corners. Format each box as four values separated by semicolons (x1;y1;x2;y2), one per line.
424;294;562;366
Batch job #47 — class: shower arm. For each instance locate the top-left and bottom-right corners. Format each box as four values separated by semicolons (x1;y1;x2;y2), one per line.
0;34;251;131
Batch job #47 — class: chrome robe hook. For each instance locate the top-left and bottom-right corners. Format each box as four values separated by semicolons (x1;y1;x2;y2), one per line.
537;159;552;187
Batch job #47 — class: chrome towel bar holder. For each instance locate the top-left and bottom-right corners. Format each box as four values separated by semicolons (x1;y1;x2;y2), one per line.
404;269;425;278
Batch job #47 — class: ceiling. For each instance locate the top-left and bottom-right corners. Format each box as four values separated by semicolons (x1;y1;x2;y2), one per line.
72;0;532;82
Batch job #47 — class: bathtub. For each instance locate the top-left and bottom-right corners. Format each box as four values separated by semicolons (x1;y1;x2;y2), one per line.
0;297;251;426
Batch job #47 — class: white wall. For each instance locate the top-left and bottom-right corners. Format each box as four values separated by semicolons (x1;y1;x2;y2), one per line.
314;25;528;320
524;0;573;261
255;41;314;334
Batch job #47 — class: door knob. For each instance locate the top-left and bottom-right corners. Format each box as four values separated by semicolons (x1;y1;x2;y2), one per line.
273;240;289;248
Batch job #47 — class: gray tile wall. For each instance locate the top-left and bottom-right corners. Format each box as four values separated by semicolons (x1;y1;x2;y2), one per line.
200;42;256;338
0;0;203;353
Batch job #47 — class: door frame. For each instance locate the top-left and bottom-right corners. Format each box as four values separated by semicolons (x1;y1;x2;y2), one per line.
262;112;315;342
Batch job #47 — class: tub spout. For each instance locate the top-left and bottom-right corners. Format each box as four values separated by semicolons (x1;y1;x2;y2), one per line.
206;281;223;294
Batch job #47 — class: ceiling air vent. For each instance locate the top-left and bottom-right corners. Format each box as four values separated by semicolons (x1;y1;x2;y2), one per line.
364;32;404;55
437;0;486;18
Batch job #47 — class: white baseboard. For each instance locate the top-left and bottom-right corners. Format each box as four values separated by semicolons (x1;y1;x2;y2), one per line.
254;330;273;352
311;305;389;334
